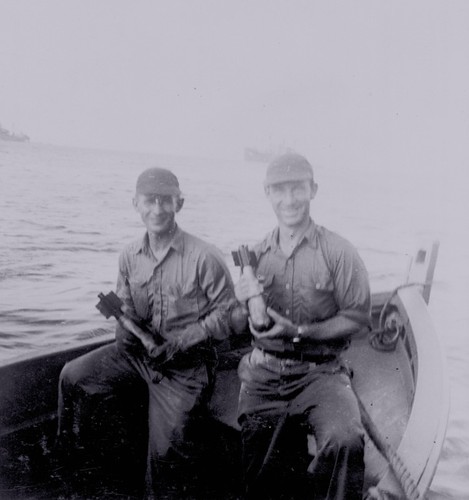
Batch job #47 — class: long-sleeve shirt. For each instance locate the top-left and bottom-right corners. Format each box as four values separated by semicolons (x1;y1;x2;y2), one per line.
252;219;371;358
115;226;236;353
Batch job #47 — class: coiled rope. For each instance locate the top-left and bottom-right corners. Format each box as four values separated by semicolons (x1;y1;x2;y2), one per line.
369;282;431;352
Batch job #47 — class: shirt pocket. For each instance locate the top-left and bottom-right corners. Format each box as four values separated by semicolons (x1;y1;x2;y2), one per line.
166;283;199;325
309;270;334;294
299;269;336;320
128;278;150;320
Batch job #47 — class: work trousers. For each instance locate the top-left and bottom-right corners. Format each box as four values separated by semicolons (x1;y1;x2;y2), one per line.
57;343;214;498
238;348;365;500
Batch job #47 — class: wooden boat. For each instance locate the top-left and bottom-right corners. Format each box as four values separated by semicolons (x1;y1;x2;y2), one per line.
0;242;449;499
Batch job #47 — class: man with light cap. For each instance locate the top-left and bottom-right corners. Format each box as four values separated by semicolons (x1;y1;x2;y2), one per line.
57;167;236;498
232;153;371;499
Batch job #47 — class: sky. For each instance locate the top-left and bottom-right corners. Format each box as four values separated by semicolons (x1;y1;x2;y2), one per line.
1;0;469;171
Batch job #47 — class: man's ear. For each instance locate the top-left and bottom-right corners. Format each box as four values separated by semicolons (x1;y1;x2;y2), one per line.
175;197;185;212
132;196;138;211
264;185;270;197
310;182;318;199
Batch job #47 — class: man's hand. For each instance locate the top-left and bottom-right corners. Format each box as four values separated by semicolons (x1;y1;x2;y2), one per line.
249;307;298;340
153;324;208;362
234;273;264;303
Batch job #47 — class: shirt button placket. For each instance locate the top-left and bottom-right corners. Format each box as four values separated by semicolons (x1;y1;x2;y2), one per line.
283;260;290;318
156;266;163;331
285;282;290;315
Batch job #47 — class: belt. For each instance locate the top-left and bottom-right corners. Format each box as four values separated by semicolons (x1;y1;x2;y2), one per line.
259;348;335;364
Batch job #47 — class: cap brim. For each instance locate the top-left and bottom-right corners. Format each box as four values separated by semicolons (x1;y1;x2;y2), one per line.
136;186;181;196
264;173;313;186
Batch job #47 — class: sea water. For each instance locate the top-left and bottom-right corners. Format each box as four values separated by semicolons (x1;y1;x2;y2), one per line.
1;141;468;498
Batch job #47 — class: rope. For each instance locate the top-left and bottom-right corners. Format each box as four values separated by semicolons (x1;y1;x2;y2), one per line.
369;323;403;352
356;394;423;500
377;281;432;331
369;281;432;352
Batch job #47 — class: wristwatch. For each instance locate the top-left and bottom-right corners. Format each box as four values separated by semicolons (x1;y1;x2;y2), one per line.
293;325;305;343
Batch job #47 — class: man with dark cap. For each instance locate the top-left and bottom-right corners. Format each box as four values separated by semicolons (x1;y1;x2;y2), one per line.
233;153;371;499
57;167;236;498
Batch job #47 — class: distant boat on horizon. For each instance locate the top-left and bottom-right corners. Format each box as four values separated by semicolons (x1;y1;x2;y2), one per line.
0;123;30;143
244;145;294;163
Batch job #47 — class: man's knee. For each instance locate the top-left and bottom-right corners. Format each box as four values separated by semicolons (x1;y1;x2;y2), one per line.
59;345;123;396
321;422;364;453
59;357;86;391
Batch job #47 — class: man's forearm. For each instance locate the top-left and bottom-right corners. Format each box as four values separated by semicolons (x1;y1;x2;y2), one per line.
298;315;363;342
229;302;250;335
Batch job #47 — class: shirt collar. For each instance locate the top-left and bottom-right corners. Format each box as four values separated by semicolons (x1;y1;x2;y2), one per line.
302;219;319;249
263;218;318;252
136;225;185;256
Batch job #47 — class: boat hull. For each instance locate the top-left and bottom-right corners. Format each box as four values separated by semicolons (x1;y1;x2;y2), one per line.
0;286;448;499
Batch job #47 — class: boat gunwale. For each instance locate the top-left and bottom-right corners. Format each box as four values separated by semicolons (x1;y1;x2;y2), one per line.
371;286;450;498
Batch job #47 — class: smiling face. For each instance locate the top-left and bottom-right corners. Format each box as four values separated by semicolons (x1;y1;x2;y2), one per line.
133;193;183;236
265;180;317;230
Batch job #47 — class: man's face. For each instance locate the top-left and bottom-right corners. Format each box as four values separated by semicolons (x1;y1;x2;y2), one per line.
133;193;181;236
265;180;317;229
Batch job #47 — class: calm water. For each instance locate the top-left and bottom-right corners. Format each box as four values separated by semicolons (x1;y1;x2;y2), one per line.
1;141;468;498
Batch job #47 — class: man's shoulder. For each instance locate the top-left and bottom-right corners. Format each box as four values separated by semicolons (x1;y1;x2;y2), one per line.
179;229;225;260
315;225;360;258
117;236;145;269
316;224;352;246
120;236;144;255
253;228;276;255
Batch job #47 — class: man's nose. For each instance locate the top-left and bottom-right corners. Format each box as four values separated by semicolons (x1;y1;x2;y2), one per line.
151;198;165;212
283;189;295;204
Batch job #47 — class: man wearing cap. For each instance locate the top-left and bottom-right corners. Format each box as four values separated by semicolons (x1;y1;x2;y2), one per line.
233;153;371;499
57;167;236;498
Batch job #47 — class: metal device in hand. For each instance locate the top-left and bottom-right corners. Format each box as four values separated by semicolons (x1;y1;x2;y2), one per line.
232;245;273;332
96;291;164;358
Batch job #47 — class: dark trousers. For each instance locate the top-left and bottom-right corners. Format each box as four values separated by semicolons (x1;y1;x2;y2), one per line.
238;348;365;500
57;343;213;498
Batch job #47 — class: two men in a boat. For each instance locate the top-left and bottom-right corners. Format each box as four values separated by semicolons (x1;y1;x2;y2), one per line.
57;167;237;498
57;153;371;499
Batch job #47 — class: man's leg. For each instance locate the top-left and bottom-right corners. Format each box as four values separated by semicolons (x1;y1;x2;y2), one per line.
240;411;291;500
144;363;212;499
57;343;143;448
57;343;147;496
302;369;365;500
237;350;290;499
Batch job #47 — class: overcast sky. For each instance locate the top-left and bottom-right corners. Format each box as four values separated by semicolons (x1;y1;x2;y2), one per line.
1;0;469;170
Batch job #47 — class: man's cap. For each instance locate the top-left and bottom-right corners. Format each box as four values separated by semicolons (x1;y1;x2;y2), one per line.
136;167;181;196
264;153;314;187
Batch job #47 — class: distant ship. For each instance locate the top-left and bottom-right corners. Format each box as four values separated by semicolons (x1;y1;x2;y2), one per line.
0;124;30;142
244;145;294;163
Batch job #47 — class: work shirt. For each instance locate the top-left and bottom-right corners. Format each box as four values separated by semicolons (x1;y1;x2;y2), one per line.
116;226;236;351
253;219;371;359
